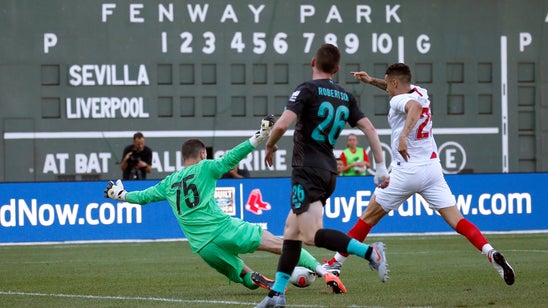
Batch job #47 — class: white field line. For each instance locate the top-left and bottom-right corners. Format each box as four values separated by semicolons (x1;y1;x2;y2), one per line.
0;291;275;307
0;290;380;307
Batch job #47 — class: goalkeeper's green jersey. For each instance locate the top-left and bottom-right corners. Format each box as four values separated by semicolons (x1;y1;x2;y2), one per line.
126;139;254;253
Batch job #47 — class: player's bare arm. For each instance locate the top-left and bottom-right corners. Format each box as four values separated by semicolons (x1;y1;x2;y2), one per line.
399;100;423;161
351;71;387;91
265;109;296;167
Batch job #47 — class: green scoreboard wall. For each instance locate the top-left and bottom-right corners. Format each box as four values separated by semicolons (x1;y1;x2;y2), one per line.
1;1;546;181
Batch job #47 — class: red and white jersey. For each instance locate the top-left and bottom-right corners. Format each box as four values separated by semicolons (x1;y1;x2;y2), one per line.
388;85;439;166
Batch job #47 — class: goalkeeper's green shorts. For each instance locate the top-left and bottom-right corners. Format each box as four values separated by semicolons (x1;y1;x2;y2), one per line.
198;218;263;284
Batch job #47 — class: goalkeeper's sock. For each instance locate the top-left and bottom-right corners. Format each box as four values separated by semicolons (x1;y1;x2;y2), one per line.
297;248;320;273
240;272;259;290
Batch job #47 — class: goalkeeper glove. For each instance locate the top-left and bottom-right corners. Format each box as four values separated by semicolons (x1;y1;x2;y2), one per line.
249;115;276;147
374;162;389;186
104;179;128;201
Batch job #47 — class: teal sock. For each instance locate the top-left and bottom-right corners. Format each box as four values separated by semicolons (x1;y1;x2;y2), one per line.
346;239;370;258
271;272;290;294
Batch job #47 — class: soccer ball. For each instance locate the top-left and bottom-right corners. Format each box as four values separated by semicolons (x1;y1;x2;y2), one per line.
289;266;316;288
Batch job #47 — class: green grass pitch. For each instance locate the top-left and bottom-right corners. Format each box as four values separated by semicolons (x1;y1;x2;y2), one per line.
1;233;546;307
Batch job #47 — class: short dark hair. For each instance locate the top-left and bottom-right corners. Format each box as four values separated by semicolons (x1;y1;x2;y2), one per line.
385;63;412;84
133;132;144;140
315;44;340;74
182;139;206;160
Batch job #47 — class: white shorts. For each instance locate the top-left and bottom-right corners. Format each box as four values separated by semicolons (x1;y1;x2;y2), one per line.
374;160;456;212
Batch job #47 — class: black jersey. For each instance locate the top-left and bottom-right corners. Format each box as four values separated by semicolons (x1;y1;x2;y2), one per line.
286;78;365;173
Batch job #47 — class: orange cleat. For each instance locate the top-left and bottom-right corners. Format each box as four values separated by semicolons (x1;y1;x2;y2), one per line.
324;272;347;294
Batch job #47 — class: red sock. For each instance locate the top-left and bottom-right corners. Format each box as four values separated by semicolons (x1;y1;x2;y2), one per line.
455;218;488;251
333;219;372;259
348;219;372;242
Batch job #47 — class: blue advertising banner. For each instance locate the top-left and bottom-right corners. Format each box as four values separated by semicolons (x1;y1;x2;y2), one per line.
1;173;546;244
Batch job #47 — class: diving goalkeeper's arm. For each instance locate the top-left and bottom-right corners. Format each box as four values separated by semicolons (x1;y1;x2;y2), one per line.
104;115;277;202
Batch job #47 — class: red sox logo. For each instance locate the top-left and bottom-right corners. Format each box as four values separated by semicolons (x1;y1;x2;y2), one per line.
245;189;271;215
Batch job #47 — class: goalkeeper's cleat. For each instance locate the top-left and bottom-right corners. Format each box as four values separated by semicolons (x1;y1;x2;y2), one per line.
488;250;515;285
323;272;347;294
255;293;286;308
251;272;274;291
322;260;341;277
368;242;389;283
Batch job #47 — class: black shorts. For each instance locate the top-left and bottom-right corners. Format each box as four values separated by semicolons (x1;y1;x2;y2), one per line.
290;167;337;214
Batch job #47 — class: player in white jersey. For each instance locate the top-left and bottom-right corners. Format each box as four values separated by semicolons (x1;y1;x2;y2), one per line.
324;63;515;286
388;84;437;166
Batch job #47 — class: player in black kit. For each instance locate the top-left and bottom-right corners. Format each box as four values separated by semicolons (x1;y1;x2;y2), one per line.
256;44;390;308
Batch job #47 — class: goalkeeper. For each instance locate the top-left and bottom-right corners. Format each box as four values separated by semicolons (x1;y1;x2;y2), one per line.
104;116;345;292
